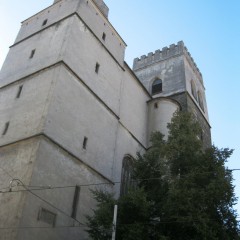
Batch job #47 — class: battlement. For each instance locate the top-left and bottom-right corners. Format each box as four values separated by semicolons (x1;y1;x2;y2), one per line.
92;0;109;18
133;41;202;80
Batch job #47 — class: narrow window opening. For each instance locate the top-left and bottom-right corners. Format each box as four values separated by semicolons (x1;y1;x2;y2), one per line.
38;208;56;227
152;79;162;95
42;19;48;26
95;63;100;74
191;80;197;100
198;91;205;112
102;32;106;41
29;49;36;59
120;156;135;196
83;137;88;149
16;85;23;99
71;185;80;219
154;102;158;109
2;122;10;136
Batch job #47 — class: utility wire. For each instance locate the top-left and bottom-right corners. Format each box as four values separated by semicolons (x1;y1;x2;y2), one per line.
1;168;240;194
0;225;87;230
0;216;239;231
0;166;14;179
8;179;83;225
0;168;239;231
0;168;239;226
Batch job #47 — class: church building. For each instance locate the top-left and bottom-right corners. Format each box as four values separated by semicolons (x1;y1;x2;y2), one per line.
0;0;210;239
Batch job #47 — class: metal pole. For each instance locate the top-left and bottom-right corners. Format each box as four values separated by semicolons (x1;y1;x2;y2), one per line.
112;205;118;240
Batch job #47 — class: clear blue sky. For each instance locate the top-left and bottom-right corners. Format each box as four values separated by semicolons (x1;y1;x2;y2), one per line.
1;0;240;216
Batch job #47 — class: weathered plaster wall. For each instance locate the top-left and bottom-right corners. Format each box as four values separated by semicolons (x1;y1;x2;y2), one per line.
119;66;150;147
0;18;71;87
16;137;111;240
148;99;180;143
0;67;57;146
14;0;124;66
0;138;40;240
44;65;119;180
134;54;186;98
62;15;123;115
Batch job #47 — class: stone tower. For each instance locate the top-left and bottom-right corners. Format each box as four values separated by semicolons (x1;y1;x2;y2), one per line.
0;0;150;239
133;41;211;147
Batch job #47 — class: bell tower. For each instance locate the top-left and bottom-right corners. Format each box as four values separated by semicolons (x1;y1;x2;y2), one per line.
0;0;128;239
133;41;211;147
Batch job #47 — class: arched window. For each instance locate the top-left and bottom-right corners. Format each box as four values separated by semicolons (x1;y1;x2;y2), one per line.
152;79;162;95
198;91;204;112
191;80;197;100
120;156;134;196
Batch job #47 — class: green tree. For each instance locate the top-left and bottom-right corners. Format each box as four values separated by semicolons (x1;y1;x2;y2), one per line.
86;112;240;240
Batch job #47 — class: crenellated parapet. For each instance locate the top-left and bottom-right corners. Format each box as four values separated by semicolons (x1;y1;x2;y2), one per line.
92;0;109;18
133;41;203;82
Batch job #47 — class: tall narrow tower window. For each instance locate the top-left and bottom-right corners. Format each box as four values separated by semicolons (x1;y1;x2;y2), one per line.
120;156;134;196
152;79;162;95
198;91;204;112
29;49;36;59
191;80;197;100
102;32;106;41
42;19;48;26
38;208;57;227
71;185;80;219
16;85;23;99
82;137;88;149
2;122;10;136
95;63;100;73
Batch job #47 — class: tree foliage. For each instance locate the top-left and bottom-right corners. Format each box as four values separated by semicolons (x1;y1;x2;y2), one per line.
86;112;240;240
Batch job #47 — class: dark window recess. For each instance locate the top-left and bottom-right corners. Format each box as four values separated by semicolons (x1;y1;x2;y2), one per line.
95;63;100;73
38;208;56;227
2;122;10;136
154;102;158;109
120;156;135;196
102;32;106;41
42;19;48;26
191;81;197;100
29;49;36;59
198;91;205;112
152;79;162;95
16;85;23;98
83;137;88;149
71;185;80;219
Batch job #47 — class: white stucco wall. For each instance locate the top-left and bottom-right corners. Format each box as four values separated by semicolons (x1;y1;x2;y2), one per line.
0;68;56;146
148;98;179;143
0;138;40;240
